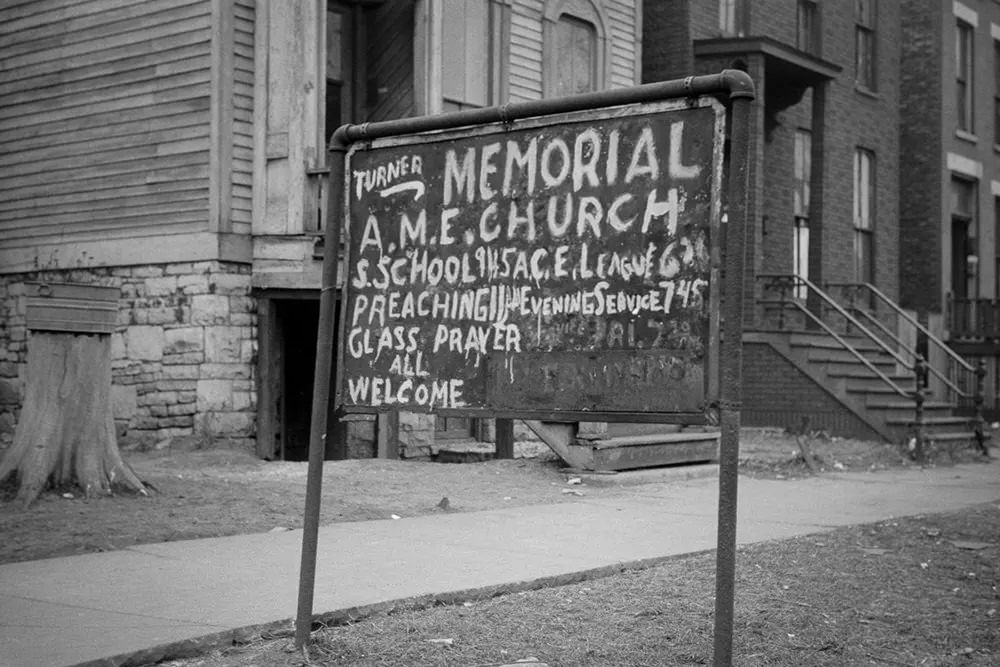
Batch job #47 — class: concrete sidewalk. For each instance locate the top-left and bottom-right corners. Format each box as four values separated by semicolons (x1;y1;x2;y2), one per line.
2;463;998;667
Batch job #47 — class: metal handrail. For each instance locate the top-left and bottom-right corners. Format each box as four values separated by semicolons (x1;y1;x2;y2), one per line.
757;274;912;398
826;281;974;399
759;274;913;369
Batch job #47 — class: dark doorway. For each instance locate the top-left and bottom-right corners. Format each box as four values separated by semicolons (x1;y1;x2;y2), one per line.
257;295;344;461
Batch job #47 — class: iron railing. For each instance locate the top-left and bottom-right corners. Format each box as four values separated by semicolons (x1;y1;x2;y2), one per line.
757;275;987;459
948;296;1000;340
828;282;976;405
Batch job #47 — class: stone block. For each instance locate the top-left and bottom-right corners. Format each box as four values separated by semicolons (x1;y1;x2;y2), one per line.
205;326;243;363
200;362;251;380
111;384;138;420
240;340;256;364
209;273;250;295
161;415;194;428
145;276;179;296
197;379;233;411
131;266;165;278
196;411;255;437
155;379;197;392
163;327;203;355
165;263;197;276
230;313;254;326
147;306;184;325
161;364;199;380
229;296;255;314
232;391;254;411
111;332;127;360
149;404;169;417
0;361;16;378
125;326;165;361
162;351;204;365
191;294;230;325
167;403;196;416
178;274;210;294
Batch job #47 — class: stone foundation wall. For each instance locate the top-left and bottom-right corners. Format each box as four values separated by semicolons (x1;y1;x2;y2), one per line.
0;262;256;451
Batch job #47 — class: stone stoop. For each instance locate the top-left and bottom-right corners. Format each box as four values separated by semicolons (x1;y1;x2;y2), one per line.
756;330;982;449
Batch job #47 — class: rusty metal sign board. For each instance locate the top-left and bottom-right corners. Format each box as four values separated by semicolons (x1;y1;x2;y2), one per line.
336;99;725;422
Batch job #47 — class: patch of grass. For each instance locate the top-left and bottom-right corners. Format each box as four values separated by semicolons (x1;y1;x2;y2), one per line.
155;503;1000;667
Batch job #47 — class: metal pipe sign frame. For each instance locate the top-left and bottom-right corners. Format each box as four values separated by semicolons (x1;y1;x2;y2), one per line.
297;70;754;666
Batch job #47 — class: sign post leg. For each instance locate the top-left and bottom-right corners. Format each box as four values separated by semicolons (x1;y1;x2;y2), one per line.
712;82;754;667
294;139;347;651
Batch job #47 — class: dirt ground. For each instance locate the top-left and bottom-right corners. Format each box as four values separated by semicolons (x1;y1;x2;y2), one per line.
0;427;988;564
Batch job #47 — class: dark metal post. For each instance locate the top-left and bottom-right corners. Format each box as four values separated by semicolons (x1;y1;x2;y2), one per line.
913;356;927;463
974;360;988;455
713;71;755;667
295;131;348;651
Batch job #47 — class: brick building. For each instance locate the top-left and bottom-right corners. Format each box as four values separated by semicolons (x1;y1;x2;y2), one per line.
0;0;645;458
644;1;913;439
901;0;1000;418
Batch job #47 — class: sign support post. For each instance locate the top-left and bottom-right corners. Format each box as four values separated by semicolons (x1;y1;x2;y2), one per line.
294;139;347;651
713;79;754;667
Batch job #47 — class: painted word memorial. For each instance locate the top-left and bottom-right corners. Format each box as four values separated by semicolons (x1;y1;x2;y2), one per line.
338;99;722;420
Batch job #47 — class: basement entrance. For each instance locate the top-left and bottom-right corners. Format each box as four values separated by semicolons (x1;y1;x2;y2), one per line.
257;294;347;461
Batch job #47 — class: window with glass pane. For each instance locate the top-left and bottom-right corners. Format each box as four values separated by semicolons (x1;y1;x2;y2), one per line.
442;0;491;111
993;40;1000;143
951;177;978;300
853;149;875;284
957;20;974;132
855;0;876;90
793;130;811;298
325;6;348;143
554;15;596;97
797;0;819;55
719;0;736;34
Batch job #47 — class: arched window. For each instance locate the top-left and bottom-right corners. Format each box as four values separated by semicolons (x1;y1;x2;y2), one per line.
543;0;608;98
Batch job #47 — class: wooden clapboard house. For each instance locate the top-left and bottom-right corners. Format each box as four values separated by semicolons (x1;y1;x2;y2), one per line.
0;0;658;463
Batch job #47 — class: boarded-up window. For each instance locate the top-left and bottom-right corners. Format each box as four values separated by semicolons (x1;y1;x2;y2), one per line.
553;15;597;97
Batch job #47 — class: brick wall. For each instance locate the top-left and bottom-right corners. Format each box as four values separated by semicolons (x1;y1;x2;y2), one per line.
899;0;943;314
0;262;256;451
742;342;884;441
641;0;692;82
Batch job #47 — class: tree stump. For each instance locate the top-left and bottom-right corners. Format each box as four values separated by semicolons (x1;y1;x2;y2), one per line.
0;332;147;507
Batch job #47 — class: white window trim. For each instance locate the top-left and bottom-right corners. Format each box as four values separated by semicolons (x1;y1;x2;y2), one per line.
991;21;1000;40
954;1;979;28
948;152;984;178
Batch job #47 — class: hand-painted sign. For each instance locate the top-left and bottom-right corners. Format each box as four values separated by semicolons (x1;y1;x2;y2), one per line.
337;98;724;418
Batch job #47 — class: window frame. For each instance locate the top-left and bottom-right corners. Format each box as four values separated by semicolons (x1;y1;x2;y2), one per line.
994;39;1000;145
793;129;812;298
853;148;876;285
854;0;877;92
796;0;820;56
956;19;975;134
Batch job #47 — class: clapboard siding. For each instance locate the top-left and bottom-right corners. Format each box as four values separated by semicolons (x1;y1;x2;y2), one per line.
606;0;637;87
0;0;214;258
509;2;544;101
231;0;255;228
